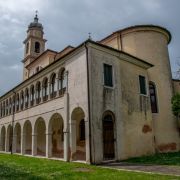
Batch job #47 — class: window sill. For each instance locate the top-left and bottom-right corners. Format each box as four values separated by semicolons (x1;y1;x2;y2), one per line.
103;85;115;90
139;93;149;97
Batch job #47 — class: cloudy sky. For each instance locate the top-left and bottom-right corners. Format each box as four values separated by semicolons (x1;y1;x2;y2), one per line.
0;0;179;95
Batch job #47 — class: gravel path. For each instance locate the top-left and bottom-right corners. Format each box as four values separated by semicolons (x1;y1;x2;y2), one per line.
101;162;180;176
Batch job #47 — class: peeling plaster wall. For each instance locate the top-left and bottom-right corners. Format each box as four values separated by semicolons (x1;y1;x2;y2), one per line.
89;46;154;164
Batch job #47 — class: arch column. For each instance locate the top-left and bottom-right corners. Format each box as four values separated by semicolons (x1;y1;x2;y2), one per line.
70;120;76;160
63;130;69;161
5;133;8;152
21;132;25;155
64;92;69;161
32;133;37;156
85;117;90;163
46;131;52;158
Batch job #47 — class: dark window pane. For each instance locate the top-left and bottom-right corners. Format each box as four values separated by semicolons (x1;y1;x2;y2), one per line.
139;75;146;95
80;119;85;141
104;64;113;87
35;42;40;53
149;83;158;113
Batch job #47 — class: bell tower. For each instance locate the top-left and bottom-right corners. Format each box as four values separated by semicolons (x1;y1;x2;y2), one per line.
22;11;47;80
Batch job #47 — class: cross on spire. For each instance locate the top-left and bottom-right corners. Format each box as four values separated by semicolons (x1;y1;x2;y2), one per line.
35;10;38;18
88;32;92;40
34;10;39;22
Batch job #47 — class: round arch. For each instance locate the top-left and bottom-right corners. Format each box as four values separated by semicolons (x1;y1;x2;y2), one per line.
14;123;21;153
6;124;12;152
102;110;115;122
42;77;48;101
23;120;32;155
48;113;64;158
49;73;57;98
58;68;66;94
36;81;41;104
71;107;86;161
0;126;6;151
34;117;46;156
102;110;115;160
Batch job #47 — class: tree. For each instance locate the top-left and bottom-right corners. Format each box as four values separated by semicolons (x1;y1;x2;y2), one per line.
171;93;180;128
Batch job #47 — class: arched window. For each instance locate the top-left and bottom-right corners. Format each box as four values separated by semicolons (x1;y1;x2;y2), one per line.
0;103;2;118
35;42;40;53
26;42;29;54
20;91;24;110
30;85;35;106
6;100;8;115
79;119;85;141
36;81;41;104
42;78;48;101
50;73;56;99
25;88;29;109
58;68;66;95
149;82;158;113
12;95;15;113
16;94;19;111
3;101;5;117
9;98;12;114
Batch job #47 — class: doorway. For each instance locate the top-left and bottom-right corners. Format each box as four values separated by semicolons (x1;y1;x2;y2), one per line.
103;114;115;160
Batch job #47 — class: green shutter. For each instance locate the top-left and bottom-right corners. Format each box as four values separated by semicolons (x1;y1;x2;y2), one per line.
104;64;113;87
139;75;146;95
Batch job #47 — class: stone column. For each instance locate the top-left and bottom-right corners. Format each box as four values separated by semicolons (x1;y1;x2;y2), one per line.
5;133;8;152
63;92;70;161
0;139;2;151
85;117;90;163
46;132;52;158
70;120;76;160
32;133;37;156
63;131;69;161
21;132;25;155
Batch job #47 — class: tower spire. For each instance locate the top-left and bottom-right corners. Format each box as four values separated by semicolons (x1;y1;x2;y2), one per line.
34;10;38;23
23;12;46;80
28;10;43;29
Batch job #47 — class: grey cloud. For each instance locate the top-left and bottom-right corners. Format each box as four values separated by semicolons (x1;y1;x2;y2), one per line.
0;0;180;95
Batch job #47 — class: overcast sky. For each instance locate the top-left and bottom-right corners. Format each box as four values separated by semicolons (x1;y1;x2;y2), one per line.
0;0;180;95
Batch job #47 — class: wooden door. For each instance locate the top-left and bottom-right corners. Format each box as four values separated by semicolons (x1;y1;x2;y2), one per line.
103;115;115;160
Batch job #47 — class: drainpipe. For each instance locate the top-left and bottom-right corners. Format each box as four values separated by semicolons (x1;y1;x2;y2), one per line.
11;90;16;154
65;70;70;161
84;41;92;164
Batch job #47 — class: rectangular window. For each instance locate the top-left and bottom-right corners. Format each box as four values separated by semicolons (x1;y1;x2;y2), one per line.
139;75;147;95
104;64;113;87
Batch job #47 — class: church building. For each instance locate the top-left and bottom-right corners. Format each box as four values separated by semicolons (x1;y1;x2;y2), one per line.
0;14;179;164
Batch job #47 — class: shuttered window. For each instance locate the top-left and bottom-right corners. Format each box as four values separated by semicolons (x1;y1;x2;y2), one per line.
149;82;158;113
139;75;147;95
104;64;113;87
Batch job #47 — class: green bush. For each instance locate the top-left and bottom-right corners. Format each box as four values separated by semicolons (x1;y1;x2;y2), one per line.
171;93;180;116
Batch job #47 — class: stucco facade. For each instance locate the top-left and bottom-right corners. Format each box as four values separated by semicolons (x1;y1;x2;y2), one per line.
0;15;179;164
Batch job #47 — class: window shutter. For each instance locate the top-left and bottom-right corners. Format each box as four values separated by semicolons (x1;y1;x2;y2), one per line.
104;64;113;87
139;75;146;95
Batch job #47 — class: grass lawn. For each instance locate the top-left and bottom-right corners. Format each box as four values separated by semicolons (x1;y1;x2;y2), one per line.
0;154;179;180
123;152;180;166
